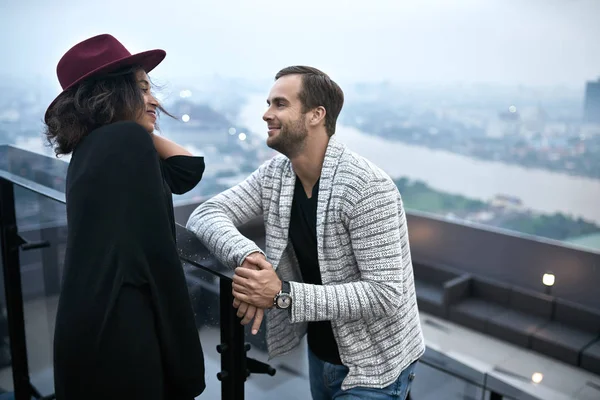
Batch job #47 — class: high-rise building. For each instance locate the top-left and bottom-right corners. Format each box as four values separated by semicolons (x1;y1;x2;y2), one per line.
583;77;600;123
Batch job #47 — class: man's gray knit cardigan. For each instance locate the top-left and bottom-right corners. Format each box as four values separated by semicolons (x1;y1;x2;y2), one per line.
186;136;425;390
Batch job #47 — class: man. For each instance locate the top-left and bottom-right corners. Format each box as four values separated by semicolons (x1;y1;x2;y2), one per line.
186;66;424;399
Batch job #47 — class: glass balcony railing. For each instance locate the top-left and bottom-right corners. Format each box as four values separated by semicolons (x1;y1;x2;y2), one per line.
1;144;597;400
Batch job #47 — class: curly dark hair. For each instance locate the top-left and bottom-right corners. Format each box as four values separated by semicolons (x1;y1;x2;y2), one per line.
43;66;173;156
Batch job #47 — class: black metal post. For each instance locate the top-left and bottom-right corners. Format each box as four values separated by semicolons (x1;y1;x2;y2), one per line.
217;278;247;400
0;178;32;400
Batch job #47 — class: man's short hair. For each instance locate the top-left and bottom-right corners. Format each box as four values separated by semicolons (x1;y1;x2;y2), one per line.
275;66;344;137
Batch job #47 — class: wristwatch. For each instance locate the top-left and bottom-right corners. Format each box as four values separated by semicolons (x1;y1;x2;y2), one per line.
274;281;292;309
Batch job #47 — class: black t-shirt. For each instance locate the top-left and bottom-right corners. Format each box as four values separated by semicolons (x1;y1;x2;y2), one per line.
288;176;342;365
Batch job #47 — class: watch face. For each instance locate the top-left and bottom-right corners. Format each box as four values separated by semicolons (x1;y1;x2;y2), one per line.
276;294;292;309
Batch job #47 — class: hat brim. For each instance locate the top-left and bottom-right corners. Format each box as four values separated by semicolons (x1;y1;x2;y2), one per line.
45;49;166;115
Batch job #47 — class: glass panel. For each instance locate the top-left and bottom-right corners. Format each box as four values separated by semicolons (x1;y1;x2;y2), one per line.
181;261;222;399
0;236;13;394
243;329;311;399
488;358;600;400
410;362;484;399
14;186;66;397
0;146;67;203
178;223;312;398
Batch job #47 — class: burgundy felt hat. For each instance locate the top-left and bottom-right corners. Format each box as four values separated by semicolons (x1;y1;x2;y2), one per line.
46;34;165;112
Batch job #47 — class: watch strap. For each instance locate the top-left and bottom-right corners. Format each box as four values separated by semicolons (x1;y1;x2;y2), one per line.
281;280;291;294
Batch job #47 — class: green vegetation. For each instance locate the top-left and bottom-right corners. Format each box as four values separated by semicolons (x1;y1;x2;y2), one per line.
393;177;600;241
394;177;487;213
501;214;599;241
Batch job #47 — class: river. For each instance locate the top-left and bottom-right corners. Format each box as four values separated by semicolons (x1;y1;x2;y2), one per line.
239;94;600;224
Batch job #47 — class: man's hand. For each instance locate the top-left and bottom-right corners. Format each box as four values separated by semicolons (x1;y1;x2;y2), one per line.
233;297;264;335
242;252;272;270
232;252;273;334
232;264;282;309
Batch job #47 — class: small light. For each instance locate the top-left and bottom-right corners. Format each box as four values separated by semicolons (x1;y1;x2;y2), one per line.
238;133;247;141
179;90;192;98
228;127;237;135
509;105;517;113
531;372;543;384
181;114;190;122
542;273;555;287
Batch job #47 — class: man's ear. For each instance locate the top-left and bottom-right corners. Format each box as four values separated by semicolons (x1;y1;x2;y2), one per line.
308;106;326;127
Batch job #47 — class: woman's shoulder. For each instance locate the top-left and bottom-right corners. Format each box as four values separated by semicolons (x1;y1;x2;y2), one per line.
71;121;155;168
75;121;153;156
88;121;151;145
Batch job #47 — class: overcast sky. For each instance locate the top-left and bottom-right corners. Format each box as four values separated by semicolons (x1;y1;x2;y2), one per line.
1;0;599;90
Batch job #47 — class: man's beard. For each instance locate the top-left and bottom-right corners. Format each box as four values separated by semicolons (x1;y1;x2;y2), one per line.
267;114;308;158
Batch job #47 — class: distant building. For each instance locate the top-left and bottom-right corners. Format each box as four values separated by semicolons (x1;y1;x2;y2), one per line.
486;107;520;138
583;78;600;123
490;194;523;210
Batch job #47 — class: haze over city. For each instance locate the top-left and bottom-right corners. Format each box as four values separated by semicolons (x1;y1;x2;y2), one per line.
2;0;599;89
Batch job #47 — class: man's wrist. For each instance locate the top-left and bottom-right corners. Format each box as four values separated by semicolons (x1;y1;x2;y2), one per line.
239;249;264;267
273;280;292;310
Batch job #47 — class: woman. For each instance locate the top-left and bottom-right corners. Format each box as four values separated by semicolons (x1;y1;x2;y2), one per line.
44;34;206;399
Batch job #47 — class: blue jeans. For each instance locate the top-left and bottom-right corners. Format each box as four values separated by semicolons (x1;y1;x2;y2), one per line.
308;349;417;399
